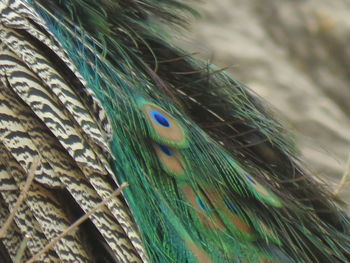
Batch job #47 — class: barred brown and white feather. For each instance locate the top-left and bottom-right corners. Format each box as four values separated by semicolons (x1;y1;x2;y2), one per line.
0;1;148;262
0;193;33;262
2;0;112;138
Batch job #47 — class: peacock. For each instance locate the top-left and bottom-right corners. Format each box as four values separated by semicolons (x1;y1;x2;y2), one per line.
0;0;349;262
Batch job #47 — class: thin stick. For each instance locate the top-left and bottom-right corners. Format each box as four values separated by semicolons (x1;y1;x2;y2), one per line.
25;183;129;263
14;236;28;263
0;160;39;238
334;153;350;195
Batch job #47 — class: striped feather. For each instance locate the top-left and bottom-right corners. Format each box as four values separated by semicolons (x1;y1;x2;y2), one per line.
0;1;148;262
0;194;32;262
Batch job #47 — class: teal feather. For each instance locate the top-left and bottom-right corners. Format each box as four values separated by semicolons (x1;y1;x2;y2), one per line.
0;0;349;262
32;0;350;261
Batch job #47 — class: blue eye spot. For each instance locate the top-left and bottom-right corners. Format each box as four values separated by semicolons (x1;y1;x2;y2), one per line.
196;197;211;212
245;174;256;185
159;144;173;156
150;110;171;128
224;199;239;214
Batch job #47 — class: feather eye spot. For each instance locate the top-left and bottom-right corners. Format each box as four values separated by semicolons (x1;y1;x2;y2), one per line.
182;185;225;230
150;109;171;128
153;143;185;176
196;197;211;212
243;173;282;207
140;102;187;147
159;144;173;156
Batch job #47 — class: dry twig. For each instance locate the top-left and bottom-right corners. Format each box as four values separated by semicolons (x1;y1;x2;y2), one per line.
0;160;39;238
334;153;350;195
25;183;129;263
14;236;28;263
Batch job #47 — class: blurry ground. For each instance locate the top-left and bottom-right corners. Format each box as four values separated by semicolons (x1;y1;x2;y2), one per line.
177;0;350;203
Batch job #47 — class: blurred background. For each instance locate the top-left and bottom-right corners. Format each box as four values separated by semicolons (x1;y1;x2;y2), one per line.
177;0;350;203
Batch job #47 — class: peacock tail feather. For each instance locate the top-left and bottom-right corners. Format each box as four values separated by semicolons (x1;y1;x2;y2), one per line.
0;0;349;262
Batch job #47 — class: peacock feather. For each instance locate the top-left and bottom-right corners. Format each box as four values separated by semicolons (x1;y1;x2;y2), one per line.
0;0;349;262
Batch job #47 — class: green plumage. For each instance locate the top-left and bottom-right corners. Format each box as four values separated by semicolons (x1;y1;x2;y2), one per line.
1;0;350;262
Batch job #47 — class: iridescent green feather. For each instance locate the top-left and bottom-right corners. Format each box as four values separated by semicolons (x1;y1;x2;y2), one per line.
30;0;350;262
